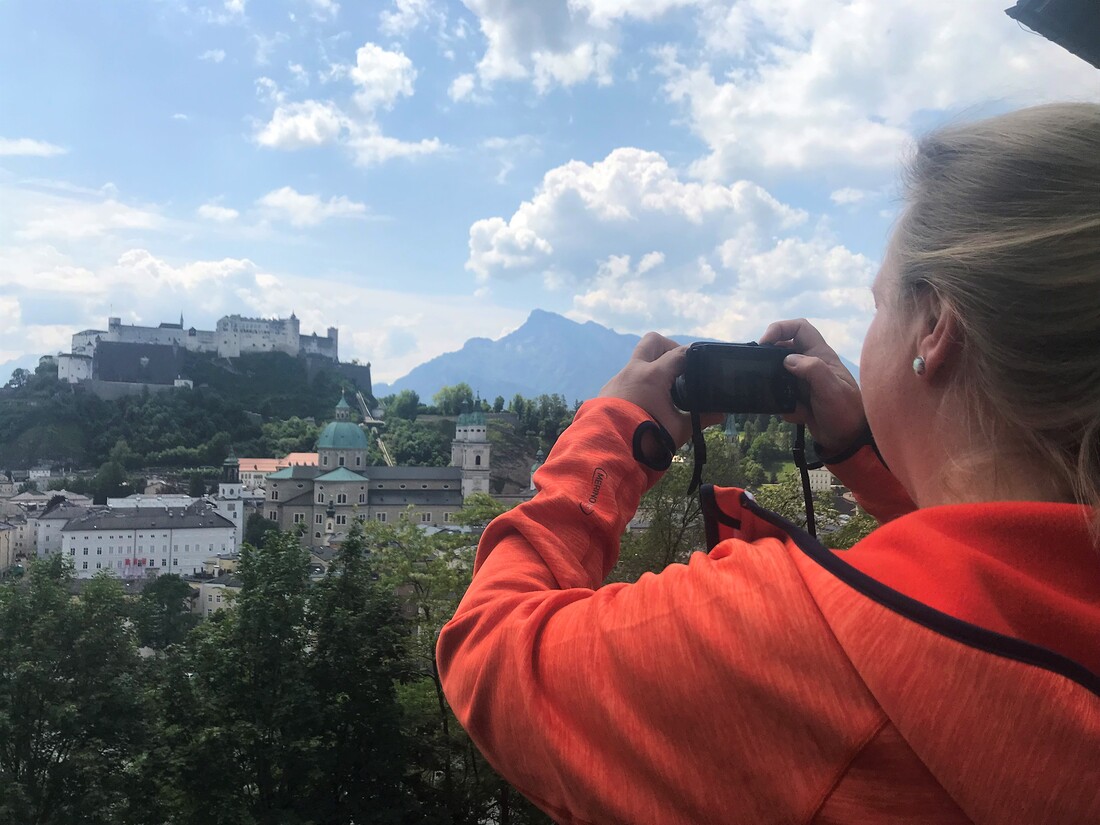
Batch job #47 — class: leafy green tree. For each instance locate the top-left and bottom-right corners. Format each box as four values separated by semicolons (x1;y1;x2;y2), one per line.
93;460;130;504
433;383;475;416
5;367;29;389
492;396;505;414
451;491;511;527
188;471;207;498
366;514;505;823
388;389;421;421
16;479;38;494
0;558;147;824
609;428;742;583
243;511;280;547
146;530;318;823
136;574;199;650
827;511;878;549
753;472;840;533
303;521;420;823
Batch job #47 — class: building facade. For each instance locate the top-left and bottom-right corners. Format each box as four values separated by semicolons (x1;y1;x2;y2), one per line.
61;501;235;579
58;313;339;384
264;398;490;546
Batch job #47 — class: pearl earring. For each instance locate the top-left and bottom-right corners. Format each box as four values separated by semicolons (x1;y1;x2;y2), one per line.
912;356;927;375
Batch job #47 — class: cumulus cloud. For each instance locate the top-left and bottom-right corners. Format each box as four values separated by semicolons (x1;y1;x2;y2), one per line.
255;99;346;148
349;43;416;111
308;0;339;20
467;147;876;355
16;195;164;241
379;0;437;36
0;138;67;157
830;187;872;206
199;48;226;62
253;42;444;166
660;0;1100;178
257;186;367;226
448;72;476;101
197;203;240;222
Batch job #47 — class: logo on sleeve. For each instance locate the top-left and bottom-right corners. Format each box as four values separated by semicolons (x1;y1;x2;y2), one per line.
579;467;607;515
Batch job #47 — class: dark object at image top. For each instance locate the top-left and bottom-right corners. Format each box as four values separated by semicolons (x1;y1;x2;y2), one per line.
1006;0;1100;69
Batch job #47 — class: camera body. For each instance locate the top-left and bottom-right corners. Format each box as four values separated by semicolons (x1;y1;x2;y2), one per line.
671;342;798;414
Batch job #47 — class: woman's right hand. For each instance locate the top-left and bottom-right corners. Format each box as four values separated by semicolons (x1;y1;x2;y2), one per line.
759;318;867;457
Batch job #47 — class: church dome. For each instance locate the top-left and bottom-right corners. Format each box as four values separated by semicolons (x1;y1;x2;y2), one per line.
316;421;370;450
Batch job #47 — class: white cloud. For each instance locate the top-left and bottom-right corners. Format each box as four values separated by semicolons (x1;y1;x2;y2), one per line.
308;0;339;20
459;0;698;92
199;48;226;63
252;32;288;65
349;43;417;112
660;0;1100;178
15;195;164;241
254;43;444;166
448;72;476;101
379;0;437;36
830;187;871;206
171;113;189;121
346;129;444;167
257;186;367;227
255;99;346;148
468;146;875;355
0;138;67;157
197;203;240;222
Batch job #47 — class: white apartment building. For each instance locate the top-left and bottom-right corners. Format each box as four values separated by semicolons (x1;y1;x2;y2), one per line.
807;467;837;494
61;501;235;580
32;501;91;557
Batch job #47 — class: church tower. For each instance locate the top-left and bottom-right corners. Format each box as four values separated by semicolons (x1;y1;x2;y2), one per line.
316;394;370;471
213;451;243;548
451;412;491;497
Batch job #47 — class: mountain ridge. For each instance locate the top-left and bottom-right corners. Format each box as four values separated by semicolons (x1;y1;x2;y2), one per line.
374;310;861;404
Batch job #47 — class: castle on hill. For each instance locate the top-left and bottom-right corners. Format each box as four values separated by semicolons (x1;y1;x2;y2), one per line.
58;313;339;384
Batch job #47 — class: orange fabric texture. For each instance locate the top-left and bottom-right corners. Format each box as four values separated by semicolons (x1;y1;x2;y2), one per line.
437;398;1100;824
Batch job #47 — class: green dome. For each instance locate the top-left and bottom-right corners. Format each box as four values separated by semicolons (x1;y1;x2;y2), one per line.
316;421;370;450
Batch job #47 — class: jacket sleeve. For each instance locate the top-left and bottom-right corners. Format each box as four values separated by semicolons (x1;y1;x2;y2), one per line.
824;443;917;524
436;399;884;825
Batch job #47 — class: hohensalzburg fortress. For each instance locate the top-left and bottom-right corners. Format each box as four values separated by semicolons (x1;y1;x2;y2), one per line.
58;314;338;383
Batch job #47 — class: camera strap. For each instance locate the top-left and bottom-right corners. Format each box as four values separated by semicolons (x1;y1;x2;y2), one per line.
687;411;706;495
792;424;817;538
686;416;817;538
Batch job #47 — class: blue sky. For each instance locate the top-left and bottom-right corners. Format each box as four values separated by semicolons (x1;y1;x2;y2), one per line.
1;0;1096;383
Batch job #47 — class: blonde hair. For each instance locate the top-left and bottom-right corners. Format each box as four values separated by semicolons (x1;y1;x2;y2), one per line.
893;103;1100;534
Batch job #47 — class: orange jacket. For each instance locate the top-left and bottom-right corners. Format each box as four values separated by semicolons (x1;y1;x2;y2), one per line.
437;398;1100;824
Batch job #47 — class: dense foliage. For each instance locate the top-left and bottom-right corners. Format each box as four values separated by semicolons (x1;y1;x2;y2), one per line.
0;355;366;470
0;510;552;825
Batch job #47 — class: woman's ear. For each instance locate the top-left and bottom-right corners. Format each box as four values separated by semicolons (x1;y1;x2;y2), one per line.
917;292;962;381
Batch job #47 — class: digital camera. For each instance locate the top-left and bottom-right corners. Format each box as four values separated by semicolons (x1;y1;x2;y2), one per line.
671;342;798;414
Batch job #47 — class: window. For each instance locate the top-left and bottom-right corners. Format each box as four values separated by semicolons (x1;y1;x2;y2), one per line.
70;549;75;556
359;493;366;504
475;455;482;466
356;456;361;466
316;493;324;504
82;561;88;569
173;559;178;566
376;513;387;523
338;456;345;466
336;515;347;525
315;514;323;524
162;559;167;567
97;548;102;555
96;562;101;569
208;595;212;602
336;494;347;504
228;503;236;512
421;513;432;523
83;549;88;555
293;513;305;524
268;511;277;521
322;455;329;466
315;531;321;538
444;513;451;522
271;491;279;501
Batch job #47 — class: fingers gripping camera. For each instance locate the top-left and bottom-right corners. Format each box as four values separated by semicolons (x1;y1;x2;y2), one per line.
671;342;799;415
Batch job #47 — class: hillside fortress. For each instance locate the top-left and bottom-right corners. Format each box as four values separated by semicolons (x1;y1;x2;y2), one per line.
58;313;339;384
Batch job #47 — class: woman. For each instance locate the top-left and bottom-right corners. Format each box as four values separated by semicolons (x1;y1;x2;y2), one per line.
437;104;1100;824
